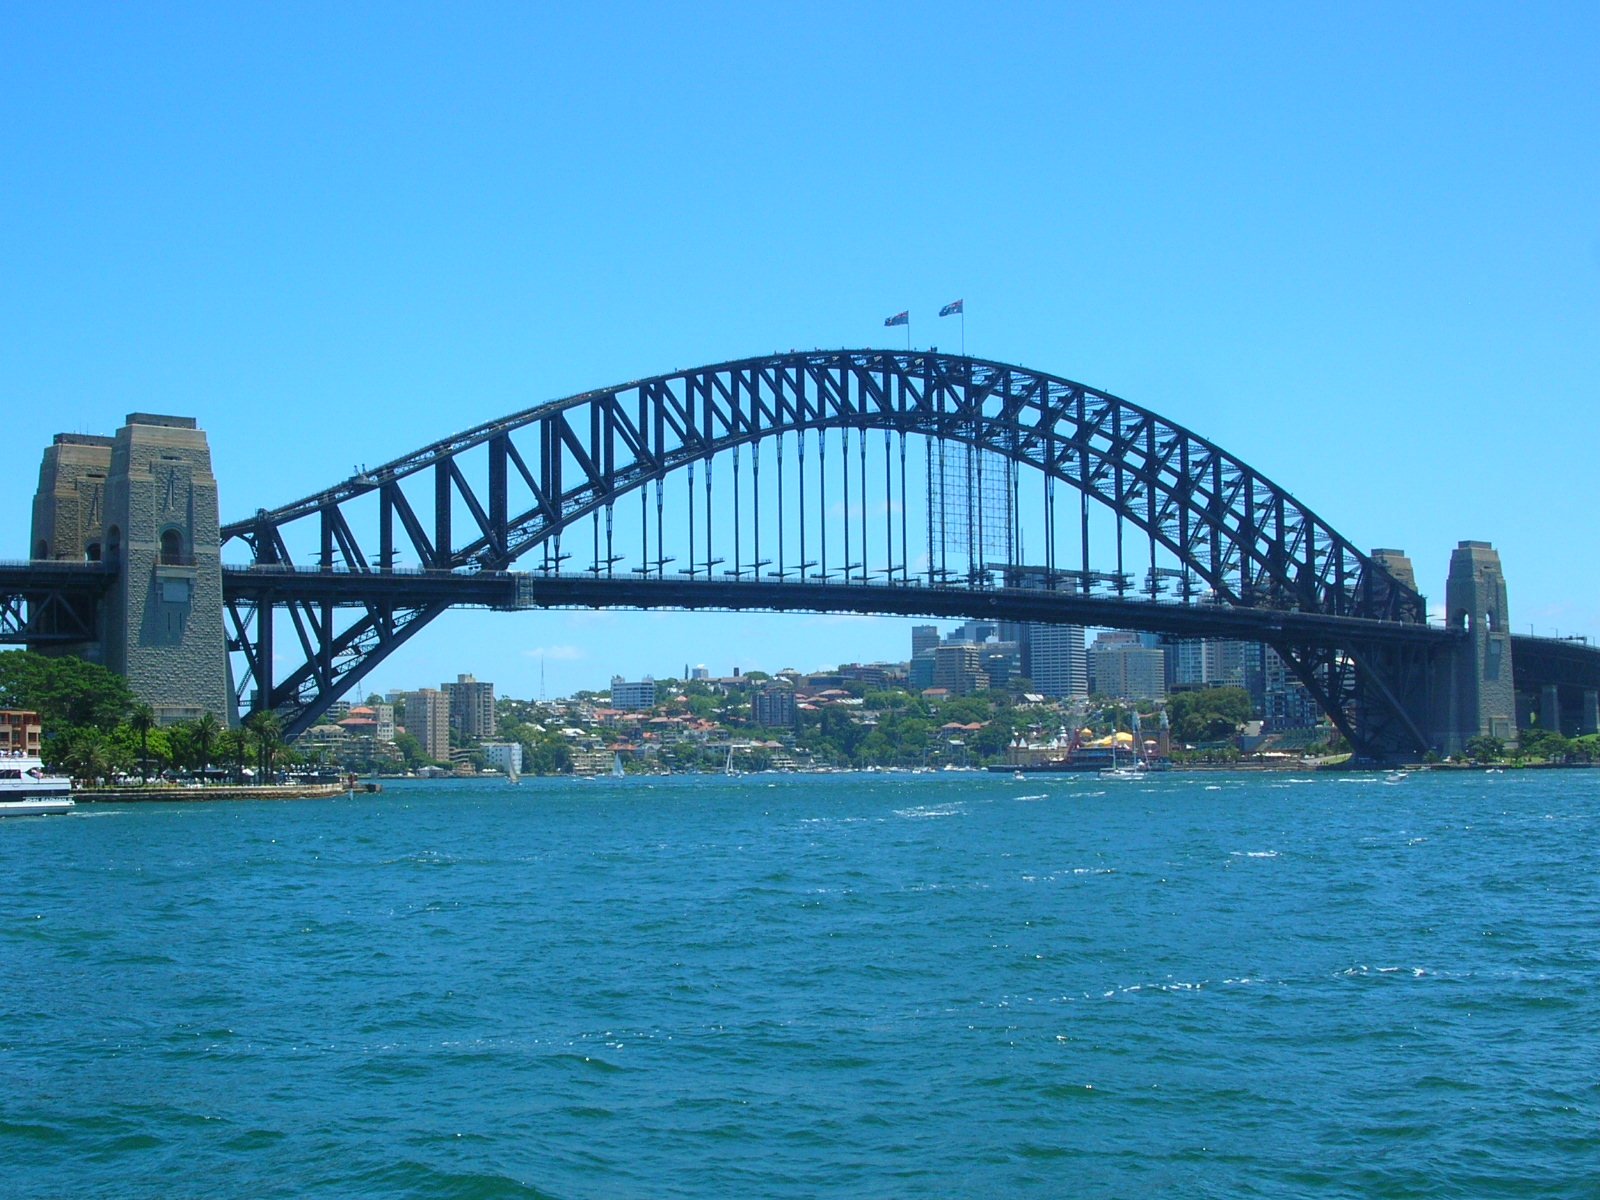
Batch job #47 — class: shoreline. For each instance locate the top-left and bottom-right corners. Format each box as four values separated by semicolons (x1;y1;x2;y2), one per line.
74;783;352;803
62;761;1592;801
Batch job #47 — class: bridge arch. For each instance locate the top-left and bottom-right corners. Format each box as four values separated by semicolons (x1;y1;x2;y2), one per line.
221;350;1427;750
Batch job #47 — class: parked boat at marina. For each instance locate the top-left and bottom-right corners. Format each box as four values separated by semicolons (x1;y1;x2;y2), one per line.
0;753;75;816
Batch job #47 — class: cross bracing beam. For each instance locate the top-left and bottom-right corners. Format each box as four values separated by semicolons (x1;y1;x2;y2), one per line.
219;350;1432;749
0;562;114;646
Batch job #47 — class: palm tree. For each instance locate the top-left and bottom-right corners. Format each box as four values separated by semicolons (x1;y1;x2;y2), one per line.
213;728;241;784
194;712;220;781
245;711;284;781
129;702;155;783
67;729;110;787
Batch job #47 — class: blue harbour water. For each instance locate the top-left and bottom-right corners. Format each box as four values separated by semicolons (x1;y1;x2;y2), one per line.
2;769;1597;1198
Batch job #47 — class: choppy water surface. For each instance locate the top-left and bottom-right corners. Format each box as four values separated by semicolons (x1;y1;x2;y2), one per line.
3;770;1597;1197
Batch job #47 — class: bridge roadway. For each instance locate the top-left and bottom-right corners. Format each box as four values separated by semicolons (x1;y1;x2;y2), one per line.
219;564;1456;650
3;558;1596;702
0;560;114;644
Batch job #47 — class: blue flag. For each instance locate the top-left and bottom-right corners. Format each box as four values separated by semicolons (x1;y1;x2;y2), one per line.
939;299;963;317
884;311;909;327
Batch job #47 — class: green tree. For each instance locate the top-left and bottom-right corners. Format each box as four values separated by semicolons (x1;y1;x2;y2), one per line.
521;729;572;774
129;702;156;782
806;706;867;764
0;651;134;733
245;711;285;779
971;712;1019;760
166;723;198;773
1570;734;1600;764
62;728;112;786
936;696;992;726
393;730;428;767
193;711;221;777
1166;687;1254;745
214;727;246;782
1517;727;1569;763
1464;734;1504;764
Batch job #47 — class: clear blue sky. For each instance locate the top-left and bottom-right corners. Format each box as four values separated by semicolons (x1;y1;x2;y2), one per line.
3;3;1596;700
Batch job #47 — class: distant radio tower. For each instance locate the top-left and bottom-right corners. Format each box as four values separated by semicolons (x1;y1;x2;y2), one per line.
540;654;546;702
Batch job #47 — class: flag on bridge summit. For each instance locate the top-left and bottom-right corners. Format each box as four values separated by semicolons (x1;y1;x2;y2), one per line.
939;299;964;317
883;311;909;327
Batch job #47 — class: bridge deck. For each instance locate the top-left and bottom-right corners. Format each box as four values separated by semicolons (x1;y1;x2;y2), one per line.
0;561;117;590
218;565;1458;649
0;561;116;645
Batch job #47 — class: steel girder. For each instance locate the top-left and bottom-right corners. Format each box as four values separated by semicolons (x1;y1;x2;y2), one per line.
220;350;1431;745
0;563;112;646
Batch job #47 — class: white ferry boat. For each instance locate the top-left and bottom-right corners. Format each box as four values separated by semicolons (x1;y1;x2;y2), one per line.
0;753;76;816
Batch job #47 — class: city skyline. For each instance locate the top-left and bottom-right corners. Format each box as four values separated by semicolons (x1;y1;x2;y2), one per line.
371;618;1298;713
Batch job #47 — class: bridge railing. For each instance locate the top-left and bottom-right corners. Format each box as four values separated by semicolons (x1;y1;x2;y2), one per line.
1513;632;1593;646
2;560;118;572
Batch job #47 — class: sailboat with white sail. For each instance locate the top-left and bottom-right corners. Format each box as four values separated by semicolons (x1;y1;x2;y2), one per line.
1099;711;1148;780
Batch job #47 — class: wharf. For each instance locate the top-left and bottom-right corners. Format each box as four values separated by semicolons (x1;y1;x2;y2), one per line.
75;783;352;803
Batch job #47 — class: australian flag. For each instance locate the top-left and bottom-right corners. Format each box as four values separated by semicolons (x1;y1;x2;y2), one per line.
883;311;909;327
939;299;964;317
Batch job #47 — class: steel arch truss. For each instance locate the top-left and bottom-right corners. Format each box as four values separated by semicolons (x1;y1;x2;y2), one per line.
221;350;1429;749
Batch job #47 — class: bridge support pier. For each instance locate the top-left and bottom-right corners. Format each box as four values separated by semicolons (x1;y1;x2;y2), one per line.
31;414;231;725
1428;541;1517;757
1540;684;1562;736
1582;690;1600;737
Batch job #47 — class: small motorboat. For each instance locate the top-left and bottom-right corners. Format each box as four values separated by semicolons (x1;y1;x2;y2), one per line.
0;796;76;817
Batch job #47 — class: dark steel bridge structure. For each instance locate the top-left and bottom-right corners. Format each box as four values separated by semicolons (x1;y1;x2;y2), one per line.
8;350;1598;755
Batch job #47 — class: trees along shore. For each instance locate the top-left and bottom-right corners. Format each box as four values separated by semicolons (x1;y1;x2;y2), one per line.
12;647;1584;783
0;651;295;786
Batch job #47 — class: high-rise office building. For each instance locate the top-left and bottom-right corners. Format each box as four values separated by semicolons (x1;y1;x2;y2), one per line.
1163;637;1207;690
610;676;657;711
981;647;1021;691
934;644;990;696
401;688;451;761
911;625;940;658
443;673;495;741
753;683;797;729
949;619;999;646
1023;624;1088;698
1262;648;1320;729
1088;636;1166;702
1000;566;1087;699
1203;640;1249;690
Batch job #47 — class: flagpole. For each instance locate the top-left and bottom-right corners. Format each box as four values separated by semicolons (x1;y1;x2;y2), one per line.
961;309;965;357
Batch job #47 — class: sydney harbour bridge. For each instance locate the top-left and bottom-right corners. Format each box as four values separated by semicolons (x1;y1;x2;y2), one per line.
8;349;1599;762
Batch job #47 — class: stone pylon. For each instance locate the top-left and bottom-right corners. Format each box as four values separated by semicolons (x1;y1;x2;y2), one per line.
31;414;230;724
1433;540;1517;755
